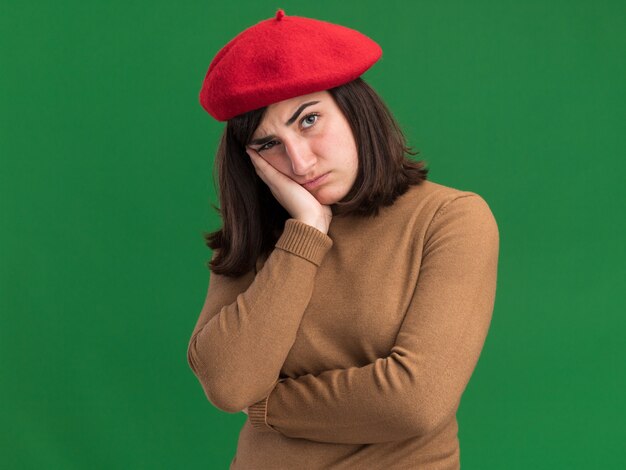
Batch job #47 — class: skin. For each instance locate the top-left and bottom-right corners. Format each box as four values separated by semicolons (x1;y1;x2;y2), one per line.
245;90;359;234
241;91;360;415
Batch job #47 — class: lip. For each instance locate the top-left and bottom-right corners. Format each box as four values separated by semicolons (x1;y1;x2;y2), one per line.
301;172;329;189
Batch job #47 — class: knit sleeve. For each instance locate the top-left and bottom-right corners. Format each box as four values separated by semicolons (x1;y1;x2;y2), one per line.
247;194;500;444
186;218;333;413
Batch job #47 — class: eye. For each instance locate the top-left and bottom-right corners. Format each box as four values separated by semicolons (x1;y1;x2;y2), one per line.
257;112;320;152
258;140;279;152
301;112;320;129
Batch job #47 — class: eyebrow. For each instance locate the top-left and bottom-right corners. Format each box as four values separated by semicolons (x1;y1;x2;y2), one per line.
249;100;321;146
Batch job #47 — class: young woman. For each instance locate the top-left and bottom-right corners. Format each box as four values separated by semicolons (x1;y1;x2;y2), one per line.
187;9;500;469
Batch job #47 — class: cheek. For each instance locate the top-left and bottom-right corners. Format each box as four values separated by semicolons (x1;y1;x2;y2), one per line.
316;131;354;162
327;134;358;172
264;154;293;177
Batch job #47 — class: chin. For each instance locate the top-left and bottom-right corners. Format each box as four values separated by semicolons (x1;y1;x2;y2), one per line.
314;189;345;206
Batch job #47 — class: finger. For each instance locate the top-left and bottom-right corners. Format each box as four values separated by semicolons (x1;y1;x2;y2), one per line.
245;147;294;193
245;147;256;165
246;147;270;186
245;147;260;171
246;147;277;181
247;148;270;173
245;146;259;160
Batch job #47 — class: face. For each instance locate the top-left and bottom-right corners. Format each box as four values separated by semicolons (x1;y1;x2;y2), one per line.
247;90;359;205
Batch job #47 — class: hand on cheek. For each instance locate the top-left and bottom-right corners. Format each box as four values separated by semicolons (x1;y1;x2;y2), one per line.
246;147;277;185
244;146;331;232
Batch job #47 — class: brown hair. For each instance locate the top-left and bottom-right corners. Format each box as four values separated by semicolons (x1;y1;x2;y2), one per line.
203;77;429;277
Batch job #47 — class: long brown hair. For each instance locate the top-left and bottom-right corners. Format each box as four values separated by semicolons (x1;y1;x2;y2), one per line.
203;77;429;277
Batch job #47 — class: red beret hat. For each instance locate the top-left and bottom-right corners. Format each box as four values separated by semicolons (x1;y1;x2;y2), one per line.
199;9;383;121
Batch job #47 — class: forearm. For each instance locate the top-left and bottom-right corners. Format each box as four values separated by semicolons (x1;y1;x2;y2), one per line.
248;195;499;444
248;316;491;444
187;219;333;413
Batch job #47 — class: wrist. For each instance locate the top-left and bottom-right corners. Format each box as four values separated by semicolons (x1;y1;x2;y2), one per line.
297;217;328;235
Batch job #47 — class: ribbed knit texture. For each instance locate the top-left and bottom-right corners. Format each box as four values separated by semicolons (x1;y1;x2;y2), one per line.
187;179;500;469
247;396;269;429
274;218;333;267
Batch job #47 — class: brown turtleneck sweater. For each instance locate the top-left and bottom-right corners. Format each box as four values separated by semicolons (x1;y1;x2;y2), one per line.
187;179;500;469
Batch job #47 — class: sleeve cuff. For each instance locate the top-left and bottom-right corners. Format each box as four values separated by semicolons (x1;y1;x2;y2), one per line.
248;395;280;433
248;377;287;433
274;219;333;267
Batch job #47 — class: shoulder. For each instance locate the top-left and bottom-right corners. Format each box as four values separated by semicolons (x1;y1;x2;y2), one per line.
399;179;494;218
417;181;499;249
398;179;498;238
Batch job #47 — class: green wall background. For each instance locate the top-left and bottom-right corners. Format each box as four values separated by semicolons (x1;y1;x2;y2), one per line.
2;0;624;468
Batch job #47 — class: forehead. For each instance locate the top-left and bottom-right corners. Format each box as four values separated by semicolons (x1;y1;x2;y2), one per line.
268;90;329;110
260;90;331;122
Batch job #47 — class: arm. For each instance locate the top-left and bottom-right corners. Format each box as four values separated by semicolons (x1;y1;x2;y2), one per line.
187;219;333;413
247;194;500;444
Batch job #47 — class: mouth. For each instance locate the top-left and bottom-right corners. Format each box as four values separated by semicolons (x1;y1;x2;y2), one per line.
301;172;329;189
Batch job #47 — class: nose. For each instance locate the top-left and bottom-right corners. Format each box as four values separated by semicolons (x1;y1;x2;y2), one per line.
283;137;316;176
